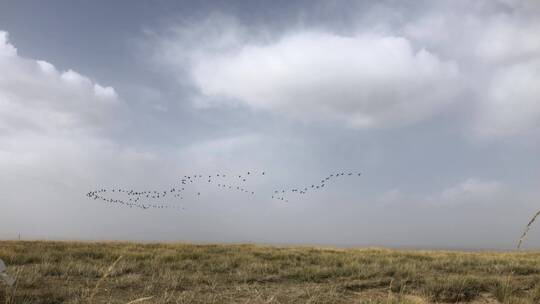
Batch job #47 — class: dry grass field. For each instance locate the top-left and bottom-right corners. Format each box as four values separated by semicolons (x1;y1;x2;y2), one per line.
1;241;540;304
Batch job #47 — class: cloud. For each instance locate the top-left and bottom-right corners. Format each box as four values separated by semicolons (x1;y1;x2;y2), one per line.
191;32;460;128
154;3;540;139
438;178;503;206
93;84;118;100
474;60;540;138
0;30;284;243
0;31;121;136
471;9;540;139
403;2;540;139
150;14;248;83
0;31;197;242
154;17;460;129
474;15;540;65
0;31;16;57
379;178;505;207
0;30;137;234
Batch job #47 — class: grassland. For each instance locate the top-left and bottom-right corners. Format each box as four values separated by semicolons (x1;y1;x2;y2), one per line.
1;241;540;303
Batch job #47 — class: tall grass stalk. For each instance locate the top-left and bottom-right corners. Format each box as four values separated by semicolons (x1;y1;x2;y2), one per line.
125;296;154;304
518;209;540;249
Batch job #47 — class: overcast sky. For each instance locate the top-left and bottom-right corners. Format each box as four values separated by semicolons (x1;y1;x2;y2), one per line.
1;0;539;249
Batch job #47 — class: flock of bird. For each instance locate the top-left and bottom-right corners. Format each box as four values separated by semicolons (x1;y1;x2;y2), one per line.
86;170;362;210
86;171;265;210
271;172;362;202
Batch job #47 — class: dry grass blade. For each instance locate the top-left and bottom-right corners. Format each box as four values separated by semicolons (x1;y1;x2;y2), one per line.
124;296;154;304
517;209;540;249
88;255;123;302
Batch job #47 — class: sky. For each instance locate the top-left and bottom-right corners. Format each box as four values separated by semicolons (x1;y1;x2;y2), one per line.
0;0;539;249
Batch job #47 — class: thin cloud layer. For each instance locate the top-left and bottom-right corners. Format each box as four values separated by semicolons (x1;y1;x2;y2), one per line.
379;178;506;207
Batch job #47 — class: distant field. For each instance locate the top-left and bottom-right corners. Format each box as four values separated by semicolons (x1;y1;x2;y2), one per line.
1;242;540;303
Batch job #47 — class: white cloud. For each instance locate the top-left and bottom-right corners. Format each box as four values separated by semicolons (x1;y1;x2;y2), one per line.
474;60;540;138
0;31;16;57
93;84;118;100
154;5;540;138
36;60;56;74
60;69;92;87
403;3;540;139
190;32;459;128
155;19;460;128
0;31;121;135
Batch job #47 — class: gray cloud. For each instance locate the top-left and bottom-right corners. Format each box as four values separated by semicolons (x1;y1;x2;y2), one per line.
403;1;540;139
154;16;461;129
154;1;540;139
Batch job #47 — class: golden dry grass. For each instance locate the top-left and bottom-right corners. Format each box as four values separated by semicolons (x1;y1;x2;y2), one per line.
1;241;540;303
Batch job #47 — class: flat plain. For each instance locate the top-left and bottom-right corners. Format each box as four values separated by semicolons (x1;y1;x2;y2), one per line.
1;241;540;303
